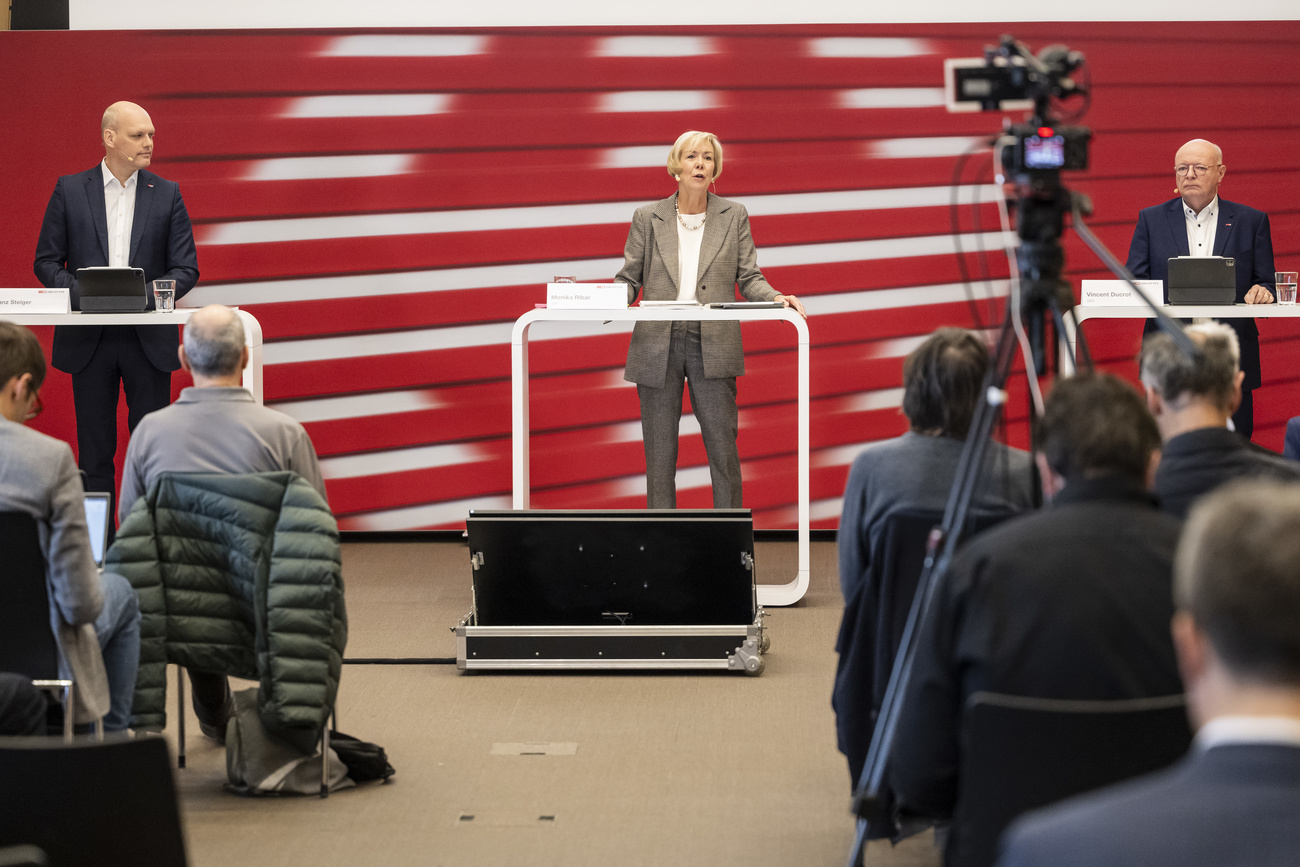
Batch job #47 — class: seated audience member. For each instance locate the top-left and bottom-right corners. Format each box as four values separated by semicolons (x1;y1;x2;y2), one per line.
118;304;327;741
887;373;1185;867
1140;322;1300;518
0;672;47;736
834;327;1033;787
0;323;139;732
838;327;1033;602
998;478;1300;867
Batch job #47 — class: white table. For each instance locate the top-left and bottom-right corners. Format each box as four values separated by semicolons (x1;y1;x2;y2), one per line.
512;306;811;607
1066;303;1300;371
0;307;264;402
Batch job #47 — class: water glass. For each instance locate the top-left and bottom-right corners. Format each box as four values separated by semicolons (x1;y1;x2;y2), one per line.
152;279;176;312
1276;271;1298;306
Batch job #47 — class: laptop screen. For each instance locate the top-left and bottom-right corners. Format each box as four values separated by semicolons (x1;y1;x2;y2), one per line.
83;492;111;569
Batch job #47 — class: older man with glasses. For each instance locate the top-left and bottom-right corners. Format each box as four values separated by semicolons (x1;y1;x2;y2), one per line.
1126;138;1276;439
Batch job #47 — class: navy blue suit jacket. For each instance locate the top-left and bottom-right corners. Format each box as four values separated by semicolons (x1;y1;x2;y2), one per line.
34;164;199;374
1125;197;1275;390
1285;417;1300;460
998;743;1300;867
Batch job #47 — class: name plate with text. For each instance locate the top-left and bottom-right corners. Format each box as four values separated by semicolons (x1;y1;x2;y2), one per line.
1080;279;1163;307
0;288;71;314
546;283;628;309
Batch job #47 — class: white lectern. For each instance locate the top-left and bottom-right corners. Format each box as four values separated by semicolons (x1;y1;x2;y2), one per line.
511;305;811;607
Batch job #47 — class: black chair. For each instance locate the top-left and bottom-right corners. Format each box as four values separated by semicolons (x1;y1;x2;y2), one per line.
0;736;188;867
950;691;1193;867
834;508;1010;790
0;512;95;740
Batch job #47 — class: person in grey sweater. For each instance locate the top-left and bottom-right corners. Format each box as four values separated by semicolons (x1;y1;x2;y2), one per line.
837;328;1034;602
833;327;1034;787
118;304;326;741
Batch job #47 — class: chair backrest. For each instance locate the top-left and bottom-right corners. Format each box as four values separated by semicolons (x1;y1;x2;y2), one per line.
0;736;188;866
835;508;1011;788
952;691;1193;867
0;512;59;680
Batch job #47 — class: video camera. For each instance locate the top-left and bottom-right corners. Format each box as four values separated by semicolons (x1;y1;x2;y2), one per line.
945;36;1093;370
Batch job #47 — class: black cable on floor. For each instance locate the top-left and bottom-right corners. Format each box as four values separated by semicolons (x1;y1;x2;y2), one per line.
342;657;457;665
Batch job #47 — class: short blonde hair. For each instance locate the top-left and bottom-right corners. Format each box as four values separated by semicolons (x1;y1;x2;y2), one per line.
667;130;723;181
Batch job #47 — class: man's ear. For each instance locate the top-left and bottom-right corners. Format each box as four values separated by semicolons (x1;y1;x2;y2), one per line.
1172;611;1208;688
1142;380;1163;417
1229;369;1245;414
239;345;249;372
1034;451;1065;500
178;344;191;373
1145;448;1162;491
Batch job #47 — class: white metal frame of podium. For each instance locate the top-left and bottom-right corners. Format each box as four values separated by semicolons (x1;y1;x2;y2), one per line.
1066;302;1300;363
0;306;264;403
511;306;811;607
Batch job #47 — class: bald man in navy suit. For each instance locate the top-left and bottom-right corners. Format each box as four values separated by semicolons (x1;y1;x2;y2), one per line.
1126;139;1275;438
34;101;199;501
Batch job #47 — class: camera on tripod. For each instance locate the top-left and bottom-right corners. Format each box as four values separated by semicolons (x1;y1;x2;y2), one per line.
945;35;1092;179
945;36;1094;369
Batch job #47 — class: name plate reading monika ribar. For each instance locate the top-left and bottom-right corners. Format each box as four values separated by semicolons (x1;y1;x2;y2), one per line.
0;288;71;314
1080;279;1163;307
546;283;628;309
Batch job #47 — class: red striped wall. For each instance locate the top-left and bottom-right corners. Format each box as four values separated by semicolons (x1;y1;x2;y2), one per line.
3;22;1298;529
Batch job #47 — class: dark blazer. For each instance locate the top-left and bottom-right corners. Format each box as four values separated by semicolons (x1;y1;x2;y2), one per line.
1285;416;1300;460
888;477;1185;866
34;164;199;374
1126;197;1275;390
998;743;1300;867
615;192;777;388
1154;426;1300;519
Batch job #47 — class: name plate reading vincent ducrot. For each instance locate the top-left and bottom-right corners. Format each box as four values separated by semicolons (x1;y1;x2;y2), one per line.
545;282;627;309
0;288;71;314
1080;279;1164;307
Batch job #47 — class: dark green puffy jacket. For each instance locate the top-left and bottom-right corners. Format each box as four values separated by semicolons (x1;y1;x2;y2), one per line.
107;471;347;752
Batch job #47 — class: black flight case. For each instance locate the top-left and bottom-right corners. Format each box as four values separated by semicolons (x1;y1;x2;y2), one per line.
456;509;767;675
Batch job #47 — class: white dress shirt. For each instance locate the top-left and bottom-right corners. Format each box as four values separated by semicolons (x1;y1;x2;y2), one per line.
675;216;705;304
1183;195;1219;258
101;159;138;268
1183;195;1219;326
1197;714;1300;750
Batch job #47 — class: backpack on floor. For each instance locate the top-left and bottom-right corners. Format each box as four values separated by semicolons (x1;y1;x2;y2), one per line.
329;731;395;783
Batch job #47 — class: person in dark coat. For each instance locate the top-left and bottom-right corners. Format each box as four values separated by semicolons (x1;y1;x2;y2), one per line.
999;478;1300;867
888;373;1185;867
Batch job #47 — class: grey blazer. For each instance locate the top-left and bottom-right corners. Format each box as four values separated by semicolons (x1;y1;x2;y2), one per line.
0;419;109;722
616;192;778;388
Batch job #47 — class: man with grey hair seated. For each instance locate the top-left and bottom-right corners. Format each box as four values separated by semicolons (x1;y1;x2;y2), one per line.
998;478;1300;867
1139;321;1299;518
119;304;327;740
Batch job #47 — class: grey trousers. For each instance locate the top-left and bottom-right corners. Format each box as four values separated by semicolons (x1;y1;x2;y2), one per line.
637;321;742;509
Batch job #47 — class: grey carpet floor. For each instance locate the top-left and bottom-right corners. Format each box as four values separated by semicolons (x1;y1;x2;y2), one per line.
165;539;940;867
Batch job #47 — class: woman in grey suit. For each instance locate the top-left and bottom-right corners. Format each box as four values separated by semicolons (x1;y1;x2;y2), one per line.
615;130;806;509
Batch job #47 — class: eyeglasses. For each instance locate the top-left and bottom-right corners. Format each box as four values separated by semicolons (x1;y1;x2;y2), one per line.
25;389;42;421
1175;164;1221;177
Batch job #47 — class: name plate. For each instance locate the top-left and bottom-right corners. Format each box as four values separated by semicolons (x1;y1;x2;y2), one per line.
546;282;627;309
1080;279;1163;307
0;288;71;314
